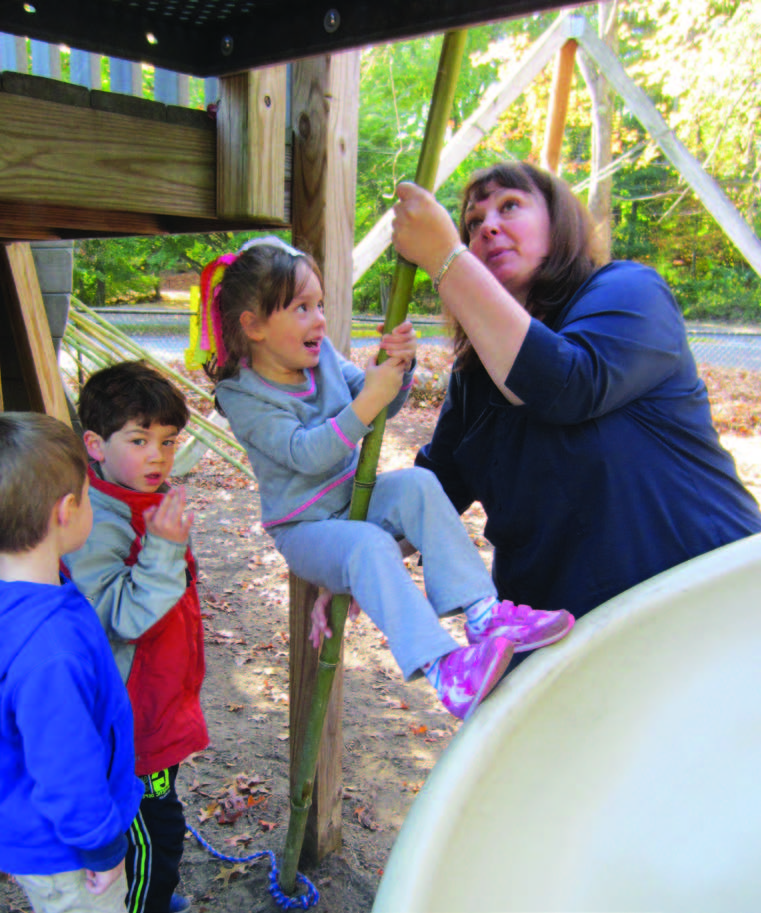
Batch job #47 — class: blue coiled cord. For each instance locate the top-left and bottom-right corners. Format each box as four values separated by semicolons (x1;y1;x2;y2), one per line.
186;823;319;910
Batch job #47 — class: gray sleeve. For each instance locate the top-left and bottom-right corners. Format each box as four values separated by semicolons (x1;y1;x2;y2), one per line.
387;357;416;419
230;394;371;475
63;509;188;641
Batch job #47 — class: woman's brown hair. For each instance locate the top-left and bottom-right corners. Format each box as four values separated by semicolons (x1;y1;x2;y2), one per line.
453;162;607;370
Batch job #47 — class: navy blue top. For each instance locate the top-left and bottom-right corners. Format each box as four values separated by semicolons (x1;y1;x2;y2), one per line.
416;261;761;616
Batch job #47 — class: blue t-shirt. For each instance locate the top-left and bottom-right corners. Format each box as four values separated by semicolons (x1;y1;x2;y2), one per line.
416;261;761;616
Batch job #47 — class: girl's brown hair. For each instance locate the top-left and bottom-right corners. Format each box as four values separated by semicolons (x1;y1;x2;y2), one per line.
453;161;607;370
204;244;323;383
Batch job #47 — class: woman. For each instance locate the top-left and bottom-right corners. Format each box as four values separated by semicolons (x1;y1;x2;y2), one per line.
392;161;761;618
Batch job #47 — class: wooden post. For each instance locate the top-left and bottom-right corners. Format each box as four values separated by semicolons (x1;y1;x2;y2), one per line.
0;242;70;423
541;39;578;174
217;65;287;221
288;48;361;862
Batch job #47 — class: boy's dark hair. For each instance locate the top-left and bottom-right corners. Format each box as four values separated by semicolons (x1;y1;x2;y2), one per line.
78;360;189;440
0;412;88;553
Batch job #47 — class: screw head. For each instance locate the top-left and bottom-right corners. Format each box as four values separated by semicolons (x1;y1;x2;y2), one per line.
323;8;340;33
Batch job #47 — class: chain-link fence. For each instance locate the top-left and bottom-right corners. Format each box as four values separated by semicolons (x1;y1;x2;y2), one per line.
84;306;761;372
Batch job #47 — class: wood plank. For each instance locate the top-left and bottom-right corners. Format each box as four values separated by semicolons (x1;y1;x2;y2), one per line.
324;51;361;356
287;574;344;864
0;92;216;218
0;200;289;242
541;38;577;174
217;66;287;220
288;50;361;863
0;242;70;423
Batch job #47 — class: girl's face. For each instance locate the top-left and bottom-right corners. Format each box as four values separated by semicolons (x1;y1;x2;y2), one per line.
463;180;551;304
243;264;327;385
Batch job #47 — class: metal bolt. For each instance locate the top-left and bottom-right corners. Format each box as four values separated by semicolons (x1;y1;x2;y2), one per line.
220;35;234;56
323;8;340;33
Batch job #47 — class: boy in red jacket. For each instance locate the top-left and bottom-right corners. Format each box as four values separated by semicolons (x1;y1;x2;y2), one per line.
64;361;207;913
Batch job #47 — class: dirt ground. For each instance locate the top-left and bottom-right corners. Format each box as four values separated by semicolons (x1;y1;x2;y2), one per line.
2;351;761;913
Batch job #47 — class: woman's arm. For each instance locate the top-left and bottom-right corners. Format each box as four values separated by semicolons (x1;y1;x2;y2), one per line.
392;182;530;403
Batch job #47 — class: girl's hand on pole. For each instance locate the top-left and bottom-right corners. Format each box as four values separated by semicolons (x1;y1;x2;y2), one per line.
144;486;194;544
392;182;462;278
378;320;417;370
310;589;361;649
352;354;405;424
364;354;405;403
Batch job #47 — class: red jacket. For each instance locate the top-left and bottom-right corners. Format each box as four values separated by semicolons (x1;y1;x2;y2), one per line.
68;470;208;776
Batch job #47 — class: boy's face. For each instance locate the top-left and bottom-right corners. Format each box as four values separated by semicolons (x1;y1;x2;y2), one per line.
84;420;180;493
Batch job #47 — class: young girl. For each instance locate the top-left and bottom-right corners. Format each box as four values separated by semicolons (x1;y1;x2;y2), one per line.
202;237;574;720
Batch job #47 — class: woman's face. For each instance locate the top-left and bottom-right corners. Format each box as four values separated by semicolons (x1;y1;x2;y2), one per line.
463;180;551;304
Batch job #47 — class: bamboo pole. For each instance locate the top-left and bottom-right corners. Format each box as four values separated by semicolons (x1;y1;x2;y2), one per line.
278;28;468;896
67;299;214;403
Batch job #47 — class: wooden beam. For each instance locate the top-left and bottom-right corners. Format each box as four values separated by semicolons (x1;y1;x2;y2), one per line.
0;242;70;423
324;52;361;356
541;38;578;174
287;575;344;864
0;200;289;242
573;15;761;278
0;92;217;218
217;66;287;220
288;49;361;863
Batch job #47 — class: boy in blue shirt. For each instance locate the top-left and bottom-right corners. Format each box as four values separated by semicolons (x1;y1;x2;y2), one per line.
0;413;143;913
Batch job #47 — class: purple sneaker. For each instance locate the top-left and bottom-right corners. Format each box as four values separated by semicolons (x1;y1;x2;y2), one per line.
465;600;574;651
436;636;514;721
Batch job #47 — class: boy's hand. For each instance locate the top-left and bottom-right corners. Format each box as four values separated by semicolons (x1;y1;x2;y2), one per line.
85;859;125;895
378;320;417;371
309;589;361;649
143;486;194;544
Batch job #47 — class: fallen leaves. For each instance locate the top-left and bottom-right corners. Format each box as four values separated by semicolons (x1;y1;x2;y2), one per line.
353;806;379;831
213;863;249;886
223;832;253;848
197;772;272;826
206;628;246;645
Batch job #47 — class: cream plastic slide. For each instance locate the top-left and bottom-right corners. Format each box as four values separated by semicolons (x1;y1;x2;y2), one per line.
373;533;761;913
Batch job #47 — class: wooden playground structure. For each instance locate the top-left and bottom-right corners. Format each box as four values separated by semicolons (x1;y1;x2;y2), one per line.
2;0;761;886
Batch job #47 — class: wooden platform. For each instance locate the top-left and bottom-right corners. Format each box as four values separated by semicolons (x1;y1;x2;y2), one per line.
0;69;289;241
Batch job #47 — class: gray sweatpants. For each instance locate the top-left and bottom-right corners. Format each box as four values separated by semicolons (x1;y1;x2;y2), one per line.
275;467;496;678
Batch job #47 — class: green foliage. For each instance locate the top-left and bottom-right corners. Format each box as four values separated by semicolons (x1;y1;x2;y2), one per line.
671;265;761;323
73;230;289;306
70;2;761;323
354;19;553;313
